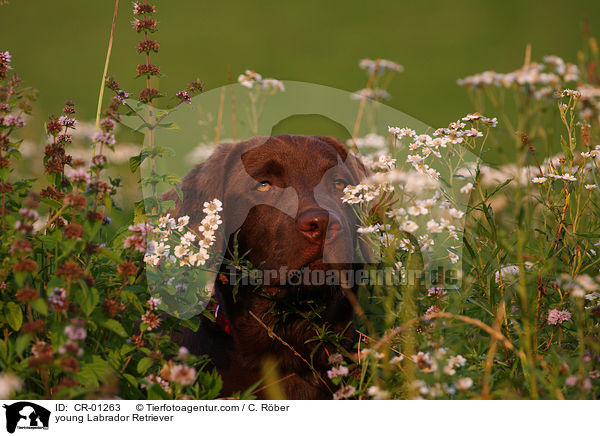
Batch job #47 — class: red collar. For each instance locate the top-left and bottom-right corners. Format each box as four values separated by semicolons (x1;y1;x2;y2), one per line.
208;302;232;335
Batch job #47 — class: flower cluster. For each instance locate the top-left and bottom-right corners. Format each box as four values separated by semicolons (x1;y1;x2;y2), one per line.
237;70;285;92
143;199;222;268
547;309;572;325
359;58;403;74
0;51;11;80
457;55;578;99
350;88;390;101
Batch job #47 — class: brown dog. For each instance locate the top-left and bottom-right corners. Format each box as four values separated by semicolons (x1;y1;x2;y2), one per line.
165;135;371;399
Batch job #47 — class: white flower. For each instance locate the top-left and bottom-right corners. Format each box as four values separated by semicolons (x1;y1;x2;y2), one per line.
158;214;172;228
448;355;466;369
261;78;285;92
180;231;196;246
388;126;416;139
460;182;474;194
359;58;403;74
407;205;428;216
203;199;223;214
389;355;404;364
448;208;465;219
0;373;22;399
189;248;210;266
401;220;419;233
177;216;190;229
350;88;391;101
585;184;597;190
201;214;222;231
357;224;380;234
407;154;424;164
560;89;581;98
237;70;262;88
426;219;444;233
462;113;483;121
456;377;473;391
348;133;386;149
532;177;547;184
367;385;391;400
426;167;440;179
174;245;188;258
464;128;483;137
448;251;459;264
374;155;396;170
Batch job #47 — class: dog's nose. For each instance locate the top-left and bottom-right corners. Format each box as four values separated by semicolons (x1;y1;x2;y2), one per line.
296;209;342;244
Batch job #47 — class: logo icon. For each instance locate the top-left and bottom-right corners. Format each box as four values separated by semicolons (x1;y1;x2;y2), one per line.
3;402;50;433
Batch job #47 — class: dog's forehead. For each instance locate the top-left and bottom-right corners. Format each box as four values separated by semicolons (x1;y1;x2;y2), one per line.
241;136;341;170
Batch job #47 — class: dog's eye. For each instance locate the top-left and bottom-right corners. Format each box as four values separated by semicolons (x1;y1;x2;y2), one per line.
333;179;347;190
254;181;271;192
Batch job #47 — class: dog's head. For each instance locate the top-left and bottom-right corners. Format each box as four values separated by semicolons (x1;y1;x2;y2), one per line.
165;135;370;293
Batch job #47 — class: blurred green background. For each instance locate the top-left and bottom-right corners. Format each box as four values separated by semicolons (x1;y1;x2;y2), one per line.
2;0;599;132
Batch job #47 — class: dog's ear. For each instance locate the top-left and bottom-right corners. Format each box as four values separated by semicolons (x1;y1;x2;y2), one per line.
161;143;239;223
314;135;370;184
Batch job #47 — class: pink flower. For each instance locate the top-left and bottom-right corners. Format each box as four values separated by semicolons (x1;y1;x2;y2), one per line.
67;168;91;184
64;323;87;341
0;51;11;64
333;385;356;400
177;346;189;360
128;223;152;236
565;375;578;387
2;115;25;127
58;116;78;129
147;297;161;311
142;374;169;391
328;353;343;364
92;131;116;147
327;365;349;379
48;287;67;312
123;235;146;252
547;309;572;325
176;90;191;104
170;364;196;386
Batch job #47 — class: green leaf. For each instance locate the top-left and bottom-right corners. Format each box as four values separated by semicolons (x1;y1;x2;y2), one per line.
39;197;63;210
75;365;99;389
89;355;109;379
0;340;8;363
99;319;129;338
134;200;146;224
137;357;154;375
99;247;122;265
15;334;31;357
122;373;139;389
4;302;23;331
178;317;201;332
30;298;48;316
83;219;102;240
147;383;170;400
129;153;142;173
75;283;99;316
156;122;180;131
120;343;136;355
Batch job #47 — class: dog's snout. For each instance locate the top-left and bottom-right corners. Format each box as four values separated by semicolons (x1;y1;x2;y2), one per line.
296;209;342;244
